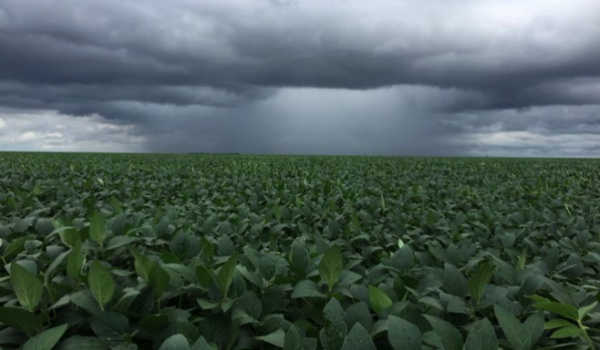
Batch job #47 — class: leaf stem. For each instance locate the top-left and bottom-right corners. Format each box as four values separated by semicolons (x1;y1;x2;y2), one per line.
578;321;595;350
565;203;572;217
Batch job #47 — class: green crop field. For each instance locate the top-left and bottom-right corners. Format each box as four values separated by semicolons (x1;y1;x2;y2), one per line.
1;152;600;349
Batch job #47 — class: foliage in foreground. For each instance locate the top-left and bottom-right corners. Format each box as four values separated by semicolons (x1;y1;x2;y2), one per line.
1;153;600;349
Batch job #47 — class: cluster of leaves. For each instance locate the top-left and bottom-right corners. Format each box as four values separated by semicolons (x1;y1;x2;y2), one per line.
1;153;600;349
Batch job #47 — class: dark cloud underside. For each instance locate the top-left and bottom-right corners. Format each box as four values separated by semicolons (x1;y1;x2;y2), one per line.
0;0;599;155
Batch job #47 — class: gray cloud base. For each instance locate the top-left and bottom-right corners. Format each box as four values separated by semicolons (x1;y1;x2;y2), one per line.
1;0;599;155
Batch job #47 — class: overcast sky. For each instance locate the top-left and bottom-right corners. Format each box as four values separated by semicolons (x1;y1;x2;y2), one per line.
1;0;599;156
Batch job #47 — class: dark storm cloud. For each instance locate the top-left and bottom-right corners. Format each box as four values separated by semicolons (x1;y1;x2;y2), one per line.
442;105;600;157
1;0;600;155
136;87;470;156
0;81;277;120
1;0;599;111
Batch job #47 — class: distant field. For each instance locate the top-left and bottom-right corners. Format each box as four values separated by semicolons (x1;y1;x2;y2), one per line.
1;153;600;349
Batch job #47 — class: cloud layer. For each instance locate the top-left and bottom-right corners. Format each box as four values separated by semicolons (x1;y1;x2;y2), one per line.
1;0;599;155
0;108;144;152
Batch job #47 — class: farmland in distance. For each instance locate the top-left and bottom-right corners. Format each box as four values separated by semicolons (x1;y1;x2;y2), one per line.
1;152;600;349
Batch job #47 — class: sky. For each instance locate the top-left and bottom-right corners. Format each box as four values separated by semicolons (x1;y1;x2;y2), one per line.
0;0;599;156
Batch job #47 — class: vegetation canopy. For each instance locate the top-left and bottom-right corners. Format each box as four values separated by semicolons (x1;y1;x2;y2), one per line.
1;153;600;349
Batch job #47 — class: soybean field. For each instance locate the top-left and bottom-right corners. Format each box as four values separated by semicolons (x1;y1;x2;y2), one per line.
1;153;600;349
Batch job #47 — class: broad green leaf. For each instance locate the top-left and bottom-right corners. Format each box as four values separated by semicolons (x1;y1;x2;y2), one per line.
109;196;123;214
478;284;509;309
465;318;497;350
216;253;238;298
494;304;531;350
9;259;38;274
578;301;597;320
0;307;46;337
228;270;246;305
159;334;190;350
170;231;201;260
550;325;582;339
216;235;235;256
239;291;262;320
290;241;310;272
444;293;470;314
88;260;115;310
467;262;495;304
89;212;106;246
67;239;84;281
57;227;80;248
387;315;421;350
258;254;277;281
292;280;326;299
44;250;70;284
3;236;29;259
530;297;579;321
523;311;545;346
14;217;35;233
368;285;393;313
284;325;318;350
344;301;372;330
256;329;286;348
36;218;54;235
195;264;214;289
10;261;43;312
490;255;519;285
162;263;195;283
90;312;129;347
70;289;102;314
423;315;464;350
320;298;347;350
49;294;70;310
283;325;302;350
161;249;181;264
111;287;140;312
544;319;573;330
419;296;444;311
197;298;219;310
32;183;42;195
319;245;343;291
23;324;68;350
340;323;376;350
197;237;214;264
130;248;155;282
351;211;361;232
190;336;213;350
443;263;468;297
106;236;138;251
150;265;170;298
391;245;414;271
